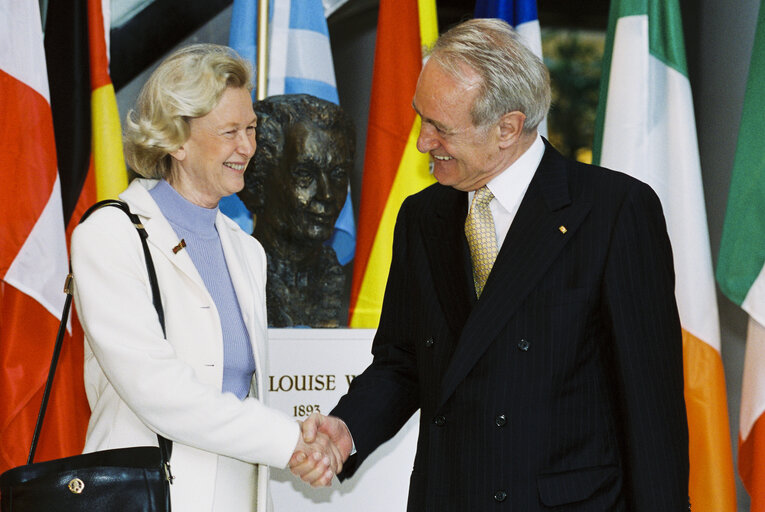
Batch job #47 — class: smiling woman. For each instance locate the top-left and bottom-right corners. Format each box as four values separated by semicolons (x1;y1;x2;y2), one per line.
167;87;256;208
69;44;343;511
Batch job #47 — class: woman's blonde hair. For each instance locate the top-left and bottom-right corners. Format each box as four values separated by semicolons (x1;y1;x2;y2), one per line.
123;43;253;179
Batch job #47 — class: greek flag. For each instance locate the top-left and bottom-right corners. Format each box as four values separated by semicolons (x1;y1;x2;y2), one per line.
221;0;356;265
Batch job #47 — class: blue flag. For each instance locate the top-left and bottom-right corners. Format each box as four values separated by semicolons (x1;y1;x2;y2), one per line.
475;0;538;25
474;0;545;136
222;0;356;265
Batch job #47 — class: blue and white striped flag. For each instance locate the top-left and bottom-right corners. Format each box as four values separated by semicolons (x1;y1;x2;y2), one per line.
474;0;546;136
221;0;356;265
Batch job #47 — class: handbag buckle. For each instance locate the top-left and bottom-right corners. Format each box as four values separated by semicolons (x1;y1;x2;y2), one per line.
67;477;85;494
164;461;175;484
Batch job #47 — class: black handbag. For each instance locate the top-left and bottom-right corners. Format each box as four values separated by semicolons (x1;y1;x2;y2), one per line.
0;200;173;511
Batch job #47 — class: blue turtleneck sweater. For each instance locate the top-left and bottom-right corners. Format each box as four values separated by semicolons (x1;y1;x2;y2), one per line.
150;180;255;400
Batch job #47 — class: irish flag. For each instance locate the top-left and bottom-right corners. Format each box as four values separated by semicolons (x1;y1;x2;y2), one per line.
348;0;437;327
593;0;736;510
717;1;765;509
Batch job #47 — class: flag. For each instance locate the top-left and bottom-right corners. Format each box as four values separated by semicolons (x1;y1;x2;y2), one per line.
593;0;736;510
87;0;128;204
0;0;85;472
348;0;438;327
45;0;127;233
474;0;546;136
716;1;765;508
222;0;356;266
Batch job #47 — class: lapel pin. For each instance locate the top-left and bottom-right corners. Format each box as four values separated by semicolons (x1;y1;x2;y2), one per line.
558;226;567;234
172;239;187;254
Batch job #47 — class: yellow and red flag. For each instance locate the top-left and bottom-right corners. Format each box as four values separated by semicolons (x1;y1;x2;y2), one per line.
349;0;438;327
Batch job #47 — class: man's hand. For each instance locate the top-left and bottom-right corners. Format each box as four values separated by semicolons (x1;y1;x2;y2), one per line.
289;413;353;486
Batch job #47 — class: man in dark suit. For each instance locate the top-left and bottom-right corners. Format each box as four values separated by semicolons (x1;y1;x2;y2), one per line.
291;18;689;511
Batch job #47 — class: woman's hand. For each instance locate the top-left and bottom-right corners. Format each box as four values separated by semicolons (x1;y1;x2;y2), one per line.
288;416;344;487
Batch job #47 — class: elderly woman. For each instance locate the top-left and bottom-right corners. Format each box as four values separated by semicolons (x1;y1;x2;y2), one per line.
71;44;337;511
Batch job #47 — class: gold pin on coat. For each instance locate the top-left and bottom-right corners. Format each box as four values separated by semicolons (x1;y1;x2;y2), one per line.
172;239;187;254
558;226;567;234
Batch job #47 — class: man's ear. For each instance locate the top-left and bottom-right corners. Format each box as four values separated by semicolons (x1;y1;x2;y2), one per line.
169;146;186;162
497;111;526;148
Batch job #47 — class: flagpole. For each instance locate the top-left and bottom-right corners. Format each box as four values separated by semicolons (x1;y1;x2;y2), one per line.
256;0;269;100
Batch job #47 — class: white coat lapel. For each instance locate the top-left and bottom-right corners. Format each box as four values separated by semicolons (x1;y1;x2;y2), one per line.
119;179;208;293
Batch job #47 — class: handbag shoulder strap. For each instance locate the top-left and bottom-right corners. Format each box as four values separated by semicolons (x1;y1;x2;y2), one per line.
28;199;173;467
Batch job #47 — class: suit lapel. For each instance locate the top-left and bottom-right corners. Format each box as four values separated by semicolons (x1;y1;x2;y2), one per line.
421;186;474;337
439;144;593;406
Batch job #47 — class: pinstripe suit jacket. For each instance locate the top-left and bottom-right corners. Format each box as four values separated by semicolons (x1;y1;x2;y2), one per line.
332;142;689;511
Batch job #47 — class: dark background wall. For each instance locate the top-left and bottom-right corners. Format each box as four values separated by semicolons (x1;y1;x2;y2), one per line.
114;2;760;508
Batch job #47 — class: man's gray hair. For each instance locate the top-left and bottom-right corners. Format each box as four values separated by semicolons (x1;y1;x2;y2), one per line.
429;18;551;132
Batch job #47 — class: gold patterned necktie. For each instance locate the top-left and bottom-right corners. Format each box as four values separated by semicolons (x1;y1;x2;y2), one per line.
465;185;498;298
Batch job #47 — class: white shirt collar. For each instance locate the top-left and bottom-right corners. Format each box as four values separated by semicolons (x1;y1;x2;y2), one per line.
486;133;544;213
468;134;545;248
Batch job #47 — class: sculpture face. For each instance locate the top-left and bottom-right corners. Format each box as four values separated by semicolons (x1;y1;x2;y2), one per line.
261;120;351;243
237;93;355;327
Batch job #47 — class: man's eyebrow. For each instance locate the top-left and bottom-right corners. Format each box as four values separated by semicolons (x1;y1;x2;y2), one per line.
412;101;448;132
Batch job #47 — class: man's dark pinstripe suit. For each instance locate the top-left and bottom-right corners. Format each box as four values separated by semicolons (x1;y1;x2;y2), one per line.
332;141;689;511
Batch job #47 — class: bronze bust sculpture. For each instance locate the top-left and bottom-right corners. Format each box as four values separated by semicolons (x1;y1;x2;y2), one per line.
238;94;355;327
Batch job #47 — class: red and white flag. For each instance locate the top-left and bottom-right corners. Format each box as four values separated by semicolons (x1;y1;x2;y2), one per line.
0;0;87;472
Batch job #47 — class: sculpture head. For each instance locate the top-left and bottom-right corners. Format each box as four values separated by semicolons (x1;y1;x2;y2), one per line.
239;94;355;248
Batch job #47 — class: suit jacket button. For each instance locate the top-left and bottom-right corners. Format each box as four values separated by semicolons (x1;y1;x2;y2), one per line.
517;339;530;351
493;490;507;502
424;337;434;348
433;415;446;426
495;414;507;427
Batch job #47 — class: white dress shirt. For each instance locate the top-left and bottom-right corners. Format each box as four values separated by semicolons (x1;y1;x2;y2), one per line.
467;134;545;249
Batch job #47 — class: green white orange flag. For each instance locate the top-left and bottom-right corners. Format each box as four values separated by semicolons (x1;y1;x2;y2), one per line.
593;0;736;510
348;0;437;327
716;1;765;508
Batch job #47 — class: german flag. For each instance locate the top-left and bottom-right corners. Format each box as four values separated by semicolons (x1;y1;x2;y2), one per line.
45;0;127;233
349;0;438;327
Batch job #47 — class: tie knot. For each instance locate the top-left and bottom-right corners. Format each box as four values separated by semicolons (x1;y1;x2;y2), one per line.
472;186;494;209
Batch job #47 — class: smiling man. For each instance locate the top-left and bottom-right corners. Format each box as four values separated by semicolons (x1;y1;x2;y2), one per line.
293;18;690;511
238;94;355;327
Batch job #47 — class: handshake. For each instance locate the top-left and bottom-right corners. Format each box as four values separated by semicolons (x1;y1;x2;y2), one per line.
289;412;354;487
